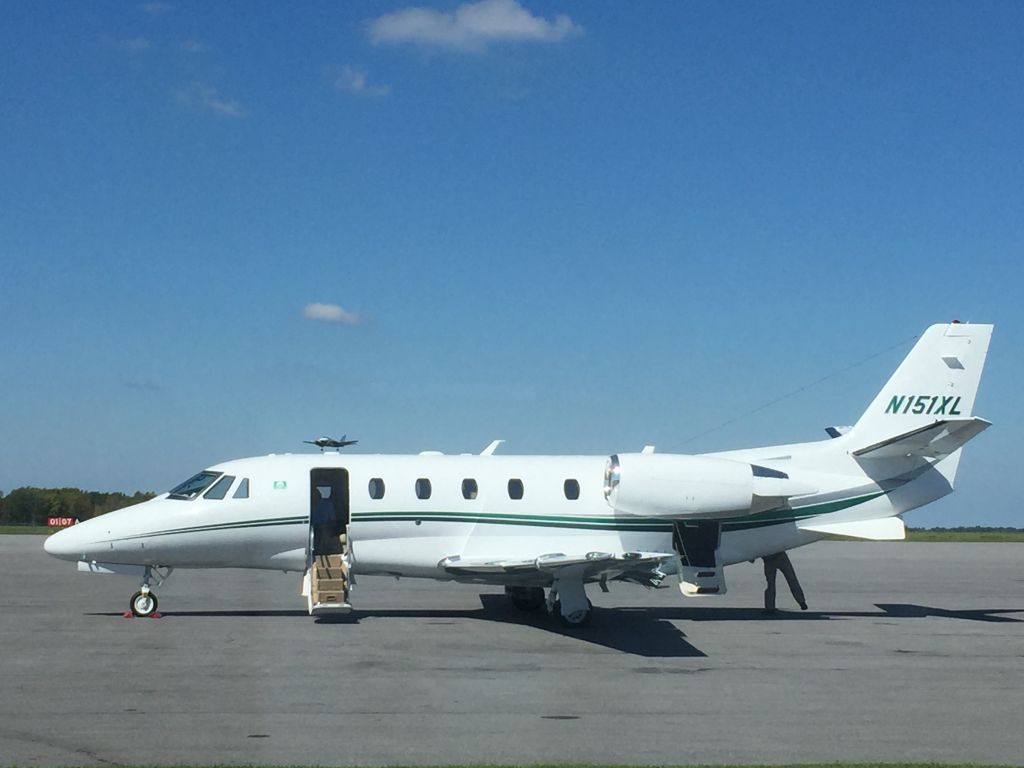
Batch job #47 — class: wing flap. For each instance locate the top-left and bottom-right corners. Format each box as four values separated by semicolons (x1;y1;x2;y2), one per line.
439;551;675;577
852;417;990;460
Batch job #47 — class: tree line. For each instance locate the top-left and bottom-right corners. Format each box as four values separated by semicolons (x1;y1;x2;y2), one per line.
0;487;156;526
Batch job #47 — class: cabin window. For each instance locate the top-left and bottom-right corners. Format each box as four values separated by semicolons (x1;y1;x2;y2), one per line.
233;478;250;499
168;471;222;500
462;478;478;500
203;475;236;500
416;478;432;500
507;479;524;500
368;477;385;499
564;479;580;500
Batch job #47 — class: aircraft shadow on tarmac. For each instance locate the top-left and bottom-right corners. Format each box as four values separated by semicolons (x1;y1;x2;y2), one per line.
312;595;710;658
88;599;1022;658
87;600;707;657
641;603;1024;625
87;609;310;618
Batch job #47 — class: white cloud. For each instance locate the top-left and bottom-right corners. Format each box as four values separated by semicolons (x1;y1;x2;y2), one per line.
303;303;361;325
334;66;391;97
175;83;247;118
367;0;582;52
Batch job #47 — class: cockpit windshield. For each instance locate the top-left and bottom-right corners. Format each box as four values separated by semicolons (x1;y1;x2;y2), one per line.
168;471;222;500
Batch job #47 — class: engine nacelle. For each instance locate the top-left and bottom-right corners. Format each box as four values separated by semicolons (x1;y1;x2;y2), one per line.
604;453;772;519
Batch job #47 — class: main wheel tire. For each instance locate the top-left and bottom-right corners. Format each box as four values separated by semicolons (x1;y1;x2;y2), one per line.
505;586;546;612
553;598;593;628
130;590;158;617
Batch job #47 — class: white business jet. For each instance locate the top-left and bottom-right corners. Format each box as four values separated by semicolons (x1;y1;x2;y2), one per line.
44;322;993;626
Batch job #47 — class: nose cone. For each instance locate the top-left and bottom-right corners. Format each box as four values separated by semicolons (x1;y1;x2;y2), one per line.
43;526;86;561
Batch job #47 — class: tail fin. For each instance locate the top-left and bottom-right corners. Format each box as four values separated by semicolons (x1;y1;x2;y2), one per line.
848;322;993;450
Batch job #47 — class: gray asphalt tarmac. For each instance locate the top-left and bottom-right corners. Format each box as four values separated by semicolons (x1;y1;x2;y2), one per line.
1;535;1022;766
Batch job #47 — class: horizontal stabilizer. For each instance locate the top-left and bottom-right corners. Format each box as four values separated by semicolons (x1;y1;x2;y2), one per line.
852;417;990;460
799;517;906;541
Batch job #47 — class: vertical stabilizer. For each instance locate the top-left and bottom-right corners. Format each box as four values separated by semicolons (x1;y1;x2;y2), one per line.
848;322;993;449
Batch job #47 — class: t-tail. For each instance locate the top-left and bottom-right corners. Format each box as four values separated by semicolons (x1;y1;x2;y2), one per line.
793;321;993;544
845;321;993;474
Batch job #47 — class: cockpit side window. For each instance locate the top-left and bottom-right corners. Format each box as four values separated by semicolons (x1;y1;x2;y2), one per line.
233;478;250;499
204;475;236;500
168;471;222;500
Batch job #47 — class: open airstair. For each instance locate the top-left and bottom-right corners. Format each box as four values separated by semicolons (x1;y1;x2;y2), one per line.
306;535;352;616
673;520;726;596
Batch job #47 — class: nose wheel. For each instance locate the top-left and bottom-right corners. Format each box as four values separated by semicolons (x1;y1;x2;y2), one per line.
127;566;171;618
130;588;158;617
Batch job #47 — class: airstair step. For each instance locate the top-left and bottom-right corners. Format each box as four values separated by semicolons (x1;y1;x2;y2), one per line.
316;554;346;567
314;578;346;593
316;567;346;580
311;601;351;616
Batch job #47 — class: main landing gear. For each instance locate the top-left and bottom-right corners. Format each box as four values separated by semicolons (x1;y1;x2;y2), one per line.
552;598;593;628
128;566;172;618
505;575;593;628
504;586;546;612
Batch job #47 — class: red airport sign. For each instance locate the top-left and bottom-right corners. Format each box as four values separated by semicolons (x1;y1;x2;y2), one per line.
48;517;78;528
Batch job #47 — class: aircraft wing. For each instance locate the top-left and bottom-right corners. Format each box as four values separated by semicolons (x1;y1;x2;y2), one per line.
852;417;991;460
439;550;675;581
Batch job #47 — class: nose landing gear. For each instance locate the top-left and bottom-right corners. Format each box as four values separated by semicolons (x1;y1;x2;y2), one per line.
127;566;172;618
130;588;158;617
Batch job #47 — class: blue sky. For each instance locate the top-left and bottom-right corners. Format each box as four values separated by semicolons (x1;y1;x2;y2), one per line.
1;1;1021;526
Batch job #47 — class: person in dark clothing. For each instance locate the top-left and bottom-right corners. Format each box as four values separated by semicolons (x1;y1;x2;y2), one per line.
762;551;808;613
312;488;339;555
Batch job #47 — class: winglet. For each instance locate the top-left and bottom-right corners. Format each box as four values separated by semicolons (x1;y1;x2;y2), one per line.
481;439;504;456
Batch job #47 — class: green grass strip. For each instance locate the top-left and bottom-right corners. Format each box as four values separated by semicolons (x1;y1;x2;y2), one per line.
0;525;56;535
906;530;1024;542
2;763;1018;768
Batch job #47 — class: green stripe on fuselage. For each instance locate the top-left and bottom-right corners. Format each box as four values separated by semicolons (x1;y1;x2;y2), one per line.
113;516;308;541
721;492;884;531
351;492;885;533
110;491;885;542
354;511;671;532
